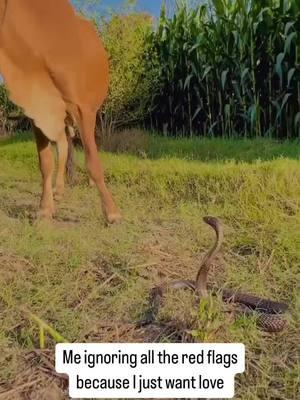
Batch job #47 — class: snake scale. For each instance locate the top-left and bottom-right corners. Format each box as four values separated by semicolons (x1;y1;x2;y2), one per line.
140;217;288;333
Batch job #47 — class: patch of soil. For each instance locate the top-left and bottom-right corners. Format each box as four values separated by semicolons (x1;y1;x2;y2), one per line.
232;243;260;257
52;217;80;229
85;320;195;344
0;319;194;400
136;225;225;286
92;257;130;288
53;204;81;227
69;258;129;310
5;201;36;222
0;250;34;283
0;351;67;400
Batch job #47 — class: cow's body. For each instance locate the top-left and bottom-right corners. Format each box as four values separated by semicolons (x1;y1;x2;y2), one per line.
0;0;121;223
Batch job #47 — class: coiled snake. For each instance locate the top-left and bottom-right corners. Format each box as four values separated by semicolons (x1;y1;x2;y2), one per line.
140;217;288;333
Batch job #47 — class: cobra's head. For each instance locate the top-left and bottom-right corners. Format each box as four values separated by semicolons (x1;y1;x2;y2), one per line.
203;216;221;232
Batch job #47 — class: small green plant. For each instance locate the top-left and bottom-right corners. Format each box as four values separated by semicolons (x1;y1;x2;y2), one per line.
24;309;67;349
191;296;224;342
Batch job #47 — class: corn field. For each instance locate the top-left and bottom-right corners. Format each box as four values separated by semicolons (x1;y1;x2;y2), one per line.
148;0;300;138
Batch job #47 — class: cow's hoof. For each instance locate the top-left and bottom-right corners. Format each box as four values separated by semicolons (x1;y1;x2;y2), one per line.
88;178;96;187
106;212;122;225
37;208;54;220
54;192;63;202
54;187;64;201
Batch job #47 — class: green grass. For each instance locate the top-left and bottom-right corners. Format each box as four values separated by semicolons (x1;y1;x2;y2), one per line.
145;135;300;162
96;129;300;162
0;133;299;399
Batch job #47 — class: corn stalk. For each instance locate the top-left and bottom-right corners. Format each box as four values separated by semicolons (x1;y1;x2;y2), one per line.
148;0;300;138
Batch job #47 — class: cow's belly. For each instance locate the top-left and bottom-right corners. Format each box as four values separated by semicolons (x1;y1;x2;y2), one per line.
0;50;66;141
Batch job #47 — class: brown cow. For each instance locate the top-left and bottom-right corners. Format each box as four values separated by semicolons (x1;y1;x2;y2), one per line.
0;0;121;224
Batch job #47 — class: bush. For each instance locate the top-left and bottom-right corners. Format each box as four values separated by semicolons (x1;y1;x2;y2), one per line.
98;12;158;136
0;85;23;136
0;85;20;115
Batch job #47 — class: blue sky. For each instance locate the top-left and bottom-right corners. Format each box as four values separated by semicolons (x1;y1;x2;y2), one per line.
103;0;164;16
73;0;171;17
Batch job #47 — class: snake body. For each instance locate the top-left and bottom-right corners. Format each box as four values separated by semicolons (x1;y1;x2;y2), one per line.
140;217;288;333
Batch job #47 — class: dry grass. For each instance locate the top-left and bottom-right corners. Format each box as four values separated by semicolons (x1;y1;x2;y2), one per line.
98;128;150;156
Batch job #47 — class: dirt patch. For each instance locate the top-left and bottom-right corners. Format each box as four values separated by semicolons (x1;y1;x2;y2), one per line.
0;318;195;400
232;244;260;257
4;201;36;222
98;128;150;156
92;257;128;288
52;216;80;229
0;351;67;400
84;303;198;342
68;257;132;311
137;226;198;281
136;225;225;287
0;250;34;283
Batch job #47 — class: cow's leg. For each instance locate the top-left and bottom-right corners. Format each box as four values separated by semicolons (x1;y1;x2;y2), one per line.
34;126;55;219
79;109;121;224
54;131;68;201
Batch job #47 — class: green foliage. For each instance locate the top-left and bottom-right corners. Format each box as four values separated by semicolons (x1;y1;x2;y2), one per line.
148;0;300;138
0;85;20;115
110;130;300;161
99;12;158;133
72;1;158;134
0;85;23;136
